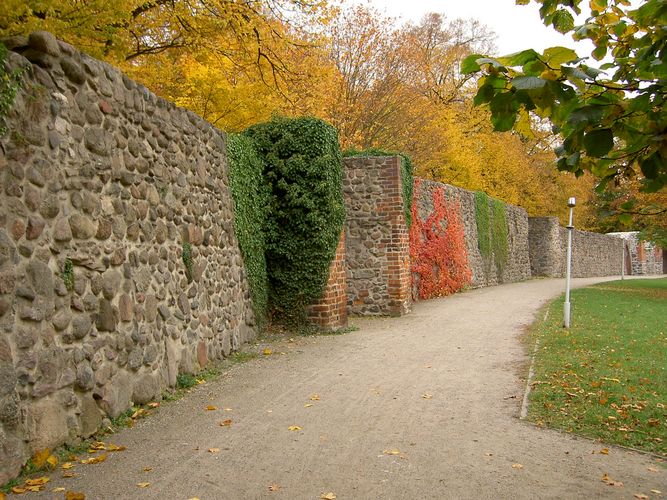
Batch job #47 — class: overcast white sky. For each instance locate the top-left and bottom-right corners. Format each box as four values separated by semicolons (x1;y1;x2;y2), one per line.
361;0;592;56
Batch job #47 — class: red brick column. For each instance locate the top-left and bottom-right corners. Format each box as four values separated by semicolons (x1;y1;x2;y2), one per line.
382;157;412;316
306;231;348;330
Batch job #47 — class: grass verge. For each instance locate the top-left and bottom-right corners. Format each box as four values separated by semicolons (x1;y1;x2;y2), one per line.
527;278;666;456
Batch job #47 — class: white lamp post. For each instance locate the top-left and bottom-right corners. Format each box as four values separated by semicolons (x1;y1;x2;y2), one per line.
564;197;576;328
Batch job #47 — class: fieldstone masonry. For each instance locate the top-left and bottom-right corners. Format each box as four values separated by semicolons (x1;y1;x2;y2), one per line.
342;157;411;316
0;32;255;482
608;231;664;276
529;217;627;278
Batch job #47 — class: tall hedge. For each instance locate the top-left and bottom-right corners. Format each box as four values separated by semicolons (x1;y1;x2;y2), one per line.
343;148;414;227
244;117;346;322
227;134;270;329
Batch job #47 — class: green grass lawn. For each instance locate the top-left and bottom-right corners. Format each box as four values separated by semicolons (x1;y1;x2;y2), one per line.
528;278;667;455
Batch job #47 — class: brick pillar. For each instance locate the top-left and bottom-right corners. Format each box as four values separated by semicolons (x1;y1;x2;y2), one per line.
342;156;411;316
306;231;348;330
382;157;412;316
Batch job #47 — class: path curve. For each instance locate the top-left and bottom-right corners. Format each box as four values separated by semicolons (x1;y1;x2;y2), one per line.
35;277;666;499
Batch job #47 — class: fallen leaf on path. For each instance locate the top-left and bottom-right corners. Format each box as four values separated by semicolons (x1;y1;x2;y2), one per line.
0;491;5;500
65;492;85;500
263;348;273;355
107;443;126;452
137;482;150;488
310;394;320;401
80;454;107;464
25;477;49;486
321;493;336;500
187;498;201;500
601;473;623;487
62;472;76;478
53;487;66;492
89;441;106;452
383;449;400;455
220;419;233;427
208;448;221;453
304;403;313;408
424;364;432;368
651;490;662;494
288;426;302;431
421;393;433;399
633;494;649;499
206;405;218;411
268;484;281;492
197;379;206;385
62;462;75;470
143;467;153;472
148;402;159;408
647;467;658;472
131;408;147;419
11;487;26;494
484;453;493;457
224;408;233;412
600;448;609;455
512;463;524;469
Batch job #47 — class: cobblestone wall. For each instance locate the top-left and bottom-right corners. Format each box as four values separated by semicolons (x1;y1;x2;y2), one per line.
608;232;664;275
0;32;255;482
414;180;531;288
342;157;411;316
529;217;625;277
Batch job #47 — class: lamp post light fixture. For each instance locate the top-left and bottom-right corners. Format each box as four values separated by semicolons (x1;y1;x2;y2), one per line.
564;197;576;329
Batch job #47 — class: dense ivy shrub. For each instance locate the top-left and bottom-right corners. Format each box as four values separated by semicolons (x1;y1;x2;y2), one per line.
227;134;270;328
410;179;471;299
474;191;509;279
474;191;491;261
244;117;345;322
343;149;414;227
491;199;509;275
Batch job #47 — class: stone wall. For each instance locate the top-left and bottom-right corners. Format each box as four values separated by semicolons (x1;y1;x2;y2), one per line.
0;32;255;482
414;179;531;288
529;217;624;277
608;232;664;275
342;156;411;316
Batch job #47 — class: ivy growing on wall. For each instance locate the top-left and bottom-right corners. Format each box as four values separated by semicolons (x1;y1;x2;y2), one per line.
474;191;491;262
410;180;471;299
343;149;414;227
227;134;270;329
244;116;346;324
491;199;509;276
0;43;26;136
474;191;509;279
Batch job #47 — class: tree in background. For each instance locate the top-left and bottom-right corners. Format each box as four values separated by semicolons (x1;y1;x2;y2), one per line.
1;1;602;228
462;0;666;242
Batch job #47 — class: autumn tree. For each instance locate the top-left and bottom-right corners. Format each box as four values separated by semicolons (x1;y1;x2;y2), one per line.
462;0;666;239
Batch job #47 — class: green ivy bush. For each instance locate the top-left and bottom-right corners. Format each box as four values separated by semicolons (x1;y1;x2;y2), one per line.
490;199;509;275
343;148;414;227
227;134;270;329
474;191;509;278
244;117;345;323
474;191;491;261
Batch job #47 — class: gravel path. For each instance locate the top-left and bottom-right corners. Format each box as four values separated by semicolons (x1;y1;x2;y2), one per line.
34;277;666;499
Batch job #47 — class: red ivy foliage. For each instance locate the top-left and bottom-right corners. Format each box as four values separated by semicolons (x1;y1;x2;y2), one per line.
410;179;472;300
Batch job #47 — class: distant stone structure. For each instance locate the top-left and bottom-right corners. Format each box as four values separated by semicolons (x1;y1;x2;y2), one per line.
608;232;664;275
